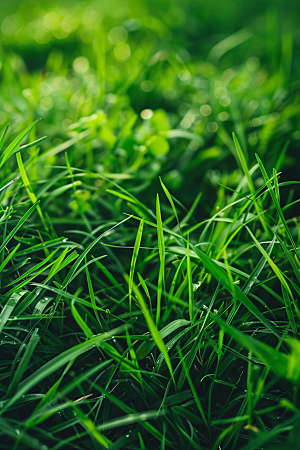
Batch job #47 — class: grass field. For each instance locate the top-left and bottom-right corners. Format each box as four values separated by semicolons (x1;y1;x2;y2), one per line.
1;0;300;449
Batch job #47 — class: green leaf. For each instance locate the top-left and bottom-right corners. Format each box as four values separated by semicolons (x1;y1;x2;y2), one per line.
214;314;300;384
72;403;112;448
16;151;47;229
136;319;190;360
156;194;165;326
0;292;24;334
160;177;182;235
190;242;281;338
7;329;40;397
0;202;39;254
0;123;9;153
127;275;174;383
71;301;94;338
147;135;170;156
2;324;127;411
233;133;269;236
129;219;144;315
0;119;41;168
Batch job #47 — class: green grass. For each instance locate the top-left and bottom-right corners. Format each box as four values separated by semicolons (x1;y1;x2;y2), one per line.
1;0;300;448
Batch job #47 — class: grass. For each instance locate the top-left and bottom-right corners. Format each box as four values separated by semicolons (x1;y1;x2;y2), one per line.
1;126;300;449
1;0;300;448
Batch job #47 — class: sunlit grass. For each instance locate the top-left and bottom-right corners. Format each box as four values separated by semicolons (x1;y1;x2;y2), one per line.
0;0;300;448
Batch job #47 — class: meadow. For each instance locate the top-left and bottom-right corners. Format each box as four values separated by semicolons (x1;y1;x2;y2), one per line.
1;0;300;448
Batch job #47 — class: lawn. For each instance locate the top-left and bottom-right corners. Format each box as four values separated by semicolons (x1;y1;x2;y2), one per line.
1;0;300;448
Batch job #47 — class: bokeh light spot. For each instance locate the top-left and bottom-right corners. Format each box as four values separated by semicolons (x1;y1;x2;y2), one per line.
73;56;89;73
200;105;212;116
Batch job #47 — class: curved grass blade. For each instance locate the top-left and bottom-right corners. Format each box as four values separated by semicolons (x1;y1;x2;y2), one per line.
16;151;47;230
0;119;41;168
127;275;174;383
6;328;40;397
0;123;9;152
160;177;182;236
129;219;144;316
156;194;165;326
190;242;281;338
137;272;152;316
72;403;112;448
1;324;127;412
136;319;190;360
255;153;299;258
0;202;39;255
233;133;269;236
0;292;24;334
213;313;300;384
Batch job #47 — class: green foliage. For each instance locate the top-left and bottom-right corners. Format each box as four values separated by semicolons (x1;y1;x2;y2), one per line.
0;0;300;449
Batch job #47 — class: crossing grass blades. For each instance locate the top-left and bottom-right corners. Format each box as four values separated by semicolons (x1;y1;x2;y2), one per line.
0;121;300;449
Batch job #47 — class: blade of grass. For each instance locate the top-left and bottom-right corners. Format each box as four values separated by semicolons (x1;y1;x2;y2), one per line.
0;202;39;255
0;119;41;167
128;219;144;316
233;133;269;236
127;275;174;383
156;194;165;326
16;151;47;230
1;324;128;412
255;153;299;259
6;329;40;397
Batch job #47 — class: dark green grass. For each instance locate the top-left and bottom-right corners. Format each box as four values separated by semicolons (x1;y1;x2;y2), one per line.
1;124;300;449
1;1;300;448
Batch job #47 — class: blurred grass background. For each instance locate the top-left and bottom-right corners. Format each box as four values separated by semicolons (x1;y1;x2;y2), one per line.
0;0;300;238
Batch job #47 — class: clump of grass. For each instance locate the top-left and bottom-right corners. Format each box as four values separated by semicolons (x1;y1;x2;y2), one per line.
0;123;300;449
0;2;300;447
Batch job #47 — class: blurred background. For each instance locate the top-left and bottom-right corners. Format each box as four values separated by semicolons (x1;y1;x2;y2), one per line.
0;0;299;214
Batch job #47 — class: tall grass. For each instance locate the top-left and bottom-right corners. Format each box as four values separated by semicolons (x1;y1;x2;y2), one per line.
0;121;299;448
1;0;300;448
